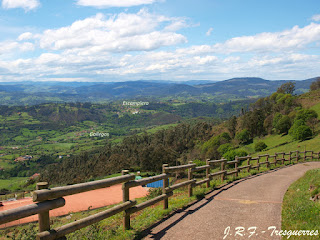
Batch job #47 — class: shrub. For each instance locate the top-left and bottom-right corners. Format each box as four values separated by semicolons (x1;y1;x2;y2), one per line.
295;109;318;122
223;149;248;161
290;125;312;141
223;150;237;161
235;149;248;157
254;141;267;152
217;143;233;155
193;159;206;166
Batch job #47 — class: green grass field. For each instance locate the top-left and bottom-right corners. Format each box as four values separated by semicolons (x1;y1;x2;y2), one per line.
0;177;29;191
310;102;320;118
282;168;320;239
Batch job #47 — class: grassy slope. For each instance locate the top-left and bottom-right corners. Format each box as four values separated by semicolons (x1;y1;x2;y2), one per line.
0;177;28;191
240;134;320;157
240;95;320;156
282;169;320;239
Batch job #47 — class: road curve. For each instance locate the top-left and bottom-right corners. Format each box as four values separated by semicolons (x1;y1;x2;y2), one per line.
143;162;320;240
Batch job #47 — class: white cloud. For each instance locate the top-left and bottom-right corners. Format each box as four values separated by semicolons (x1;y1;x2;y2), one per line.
31;10;187;53
2;0;40;11
1;11;320;81
312;14;320;22
76;0;158;8
213;22;320;53
17;32;34;41
0;41;34;54
206;27;213;36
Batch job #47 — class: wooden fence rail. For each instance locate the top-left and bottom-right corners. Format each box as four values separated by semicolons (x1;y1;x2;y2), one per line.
0;149;319;239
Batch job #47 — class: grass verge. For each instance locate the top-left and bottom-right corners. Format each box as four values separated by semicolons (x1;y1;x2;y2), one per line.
282;168;320;239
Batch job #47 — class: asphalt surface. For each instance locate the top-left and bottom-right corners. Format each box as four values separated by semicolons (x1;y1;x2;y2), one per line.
143;162;320;240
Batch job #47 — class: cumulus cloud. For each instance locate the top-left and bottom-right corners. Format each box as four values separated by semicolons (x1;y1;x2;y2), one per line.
1;11;320;81
312;14;320;22
213;22;320;53
0;41;34;54
76;0;159;8
27;10;187;53
2;0;40;11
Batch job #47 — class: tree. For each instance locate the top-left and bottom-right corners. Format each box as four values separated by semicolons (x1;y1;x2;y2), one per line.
310;77;320;91
227;116;237;138
277;82;295;95
295;109;318;122
235;129;251;144
273;114;291;134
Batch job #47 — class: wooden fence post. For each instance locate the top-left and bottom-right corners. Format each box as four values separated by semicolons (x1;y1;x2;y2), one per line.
274;153;277;167
318;152;320;161
282;153;285;165
296;151;299;163
289;151;292;164
311;151;314;161
304;151;306;161
247;155;251;173
235;157;239;177
122;170;130;230
37;182;50;233
257;156;261;171
162;164;169;209
188;161;193;197
266;155;269;168
221;159;226;181
206;159;210;188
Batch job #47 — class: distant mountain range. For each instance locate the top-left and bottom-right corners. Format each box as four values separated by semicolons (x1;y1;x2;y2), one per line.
0;77;317;105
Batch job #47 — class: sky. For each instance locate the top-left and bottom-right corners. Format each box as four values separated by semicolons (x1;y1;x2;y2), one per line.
0;0;320;82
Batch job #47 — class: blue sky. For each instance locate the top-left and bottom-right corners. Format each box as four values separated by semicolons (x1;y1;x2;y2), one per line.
0;0;320;82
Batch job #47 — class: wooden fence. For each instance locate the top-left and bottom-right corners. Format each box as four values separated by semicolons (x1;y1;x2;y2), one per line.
0;150;319;239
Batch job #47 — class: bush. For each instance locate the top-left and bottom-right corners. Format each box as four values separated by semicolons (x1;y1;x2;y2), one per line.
254;141;267;152
290;125;313;141
217;143;233;155
295;109;318;122
223;149;248;161
223;150;237;161
193;159;206;166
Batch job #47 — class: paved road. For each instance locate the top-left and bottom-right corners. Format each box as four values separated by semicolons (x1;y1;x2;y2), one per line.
143;162;320;240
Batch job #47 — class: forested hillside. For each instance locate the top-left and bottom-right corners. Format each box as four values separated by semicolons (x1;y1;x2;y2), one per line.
40;121;213;184
40;80;320;185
